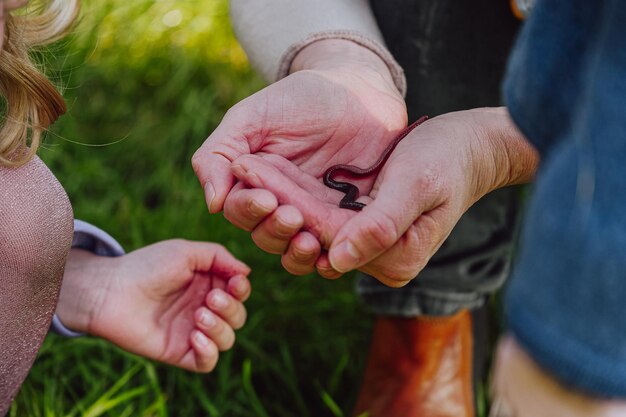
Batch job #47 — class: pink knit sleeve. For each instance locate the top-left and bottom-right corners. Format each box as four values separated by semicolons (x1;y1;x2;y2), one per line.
0;157;73;415
51;220;125;337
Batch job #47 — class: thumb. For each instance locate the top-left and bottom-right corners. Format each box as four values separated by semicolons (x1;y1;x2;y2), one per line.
328;164;445;273
191;110;256;214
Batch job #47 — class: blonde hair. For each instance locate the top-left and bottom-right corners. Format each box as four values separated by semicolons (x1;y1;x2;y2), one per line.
0;0;79;167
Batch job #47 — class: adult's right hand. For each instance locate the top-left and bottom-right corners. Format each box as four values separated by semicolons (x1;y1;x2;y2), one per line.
192;39;407;271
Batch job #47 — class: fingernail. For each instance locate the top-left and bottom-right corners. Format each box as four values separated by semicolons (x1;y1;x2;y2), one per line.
204;183;215;213
292;246;315;261
194;330;210;346
274;217;299;237
234;275;250;294
246;172;262;188
200;309;216;328
250;199;271;217
317;265;340;278
329;240;361;272
231;164;246;178
232;164;262;188
209;290;228;309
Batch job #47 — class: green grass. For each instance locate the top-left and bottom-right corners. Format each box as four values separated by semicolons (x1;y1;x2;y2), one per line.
12;1;372;416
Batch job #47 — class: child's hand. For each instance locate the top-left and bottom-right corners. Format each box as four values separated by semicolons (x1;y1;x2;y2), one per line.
56;240;251;372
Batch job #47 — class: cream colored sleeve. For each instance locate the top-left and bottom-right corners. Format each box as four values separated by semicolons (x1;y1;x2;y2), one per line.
229;0;406;96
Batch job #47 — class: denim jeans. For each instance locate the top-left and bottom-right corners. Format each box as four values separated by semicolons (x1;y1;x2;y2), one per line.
361;0;521;316
504;0;626;397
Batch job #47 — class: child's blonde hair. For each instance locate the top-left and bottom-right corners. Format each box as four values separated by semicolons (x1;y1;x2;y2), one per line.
0;0;79;167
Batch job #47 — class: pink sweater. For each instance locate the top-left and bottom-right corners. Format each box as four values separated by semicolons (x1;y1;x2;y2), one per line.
0;157;73;415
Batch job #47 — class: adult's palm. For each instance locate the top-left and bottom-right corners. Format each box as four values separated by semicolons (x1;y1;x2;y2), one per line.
192;67;407;214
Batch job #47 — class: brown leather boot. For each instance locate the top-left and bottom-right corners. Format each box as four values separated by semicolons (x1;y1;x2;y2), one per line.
352;309;474;417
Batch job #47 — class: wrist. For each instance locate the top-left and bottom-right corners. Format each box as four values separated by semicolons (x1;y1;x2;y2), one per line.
56;249;115;334
290;39;402;97
482;107;539;186
451;107;540;200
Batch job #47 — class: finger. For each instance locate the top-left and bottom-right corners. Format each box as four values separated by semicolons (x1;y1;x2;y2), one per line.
223;183;278;231
361;206;456;288
255;153;342;202
281;231;321;275
259;153;378;200
183;330;219;373
357;204;454;287
231;154;349;247
182;241;251;277
227;274;252;302
328;160;446;273
206;289;247;330
191;108;256;213
191;145;236;214
195;307;237;351
251;205;303;255
315;253;343;279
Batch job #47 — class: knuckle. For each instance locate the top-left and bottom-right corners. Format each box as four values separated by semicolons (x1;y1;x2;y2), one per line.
169;238;190;247
167;239;193;256
223;105;241;121
209;242;227;255
414;167;443;194
358;212;399;253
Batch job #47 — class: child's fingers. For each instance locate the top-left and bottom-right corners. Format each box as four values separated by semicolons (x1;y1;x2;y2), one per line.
206;289;247;330
184;330;219;373
183;241;251;277
227;274;251;302
194;308;236;351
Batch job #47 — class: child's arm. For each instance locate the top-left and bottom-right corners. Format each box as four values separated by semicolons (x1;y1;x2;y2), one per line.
54;221;251;373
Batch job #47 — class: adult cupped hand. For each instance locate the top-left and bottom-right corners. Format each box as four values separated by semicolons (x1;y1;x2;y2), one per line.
230;108;537;287
191;40;407;274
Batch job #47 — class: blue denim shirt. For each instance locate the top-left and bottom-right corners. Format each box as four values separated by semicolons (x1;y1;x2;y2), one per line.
504;0;626;397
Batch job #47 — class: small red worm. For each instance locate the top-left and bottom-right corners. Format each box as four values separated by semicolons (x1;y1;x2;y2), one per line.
323;115;429;210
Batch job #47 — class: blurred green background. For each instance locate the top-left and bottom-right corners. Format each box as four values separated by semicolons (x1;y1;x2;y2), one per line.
12;1;373;416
